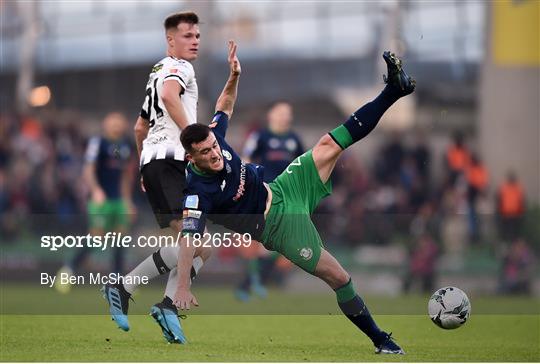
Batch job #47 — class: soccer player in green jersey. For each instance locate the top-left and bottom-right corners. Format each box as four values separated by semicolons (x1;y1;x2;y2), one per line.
173;49;415;354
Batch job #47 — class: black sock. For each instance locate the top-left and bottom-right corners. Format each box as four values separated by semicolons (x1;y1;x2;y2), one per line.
161;296;178;313
329;86;400;150
152;249;172;275
335;278;385;345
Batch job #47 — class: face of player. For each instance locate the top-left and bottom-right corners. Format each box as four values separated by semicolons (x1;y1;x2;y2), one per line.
187;132;224;173
268;102;293;134
167;22;200;61
103;113;128;140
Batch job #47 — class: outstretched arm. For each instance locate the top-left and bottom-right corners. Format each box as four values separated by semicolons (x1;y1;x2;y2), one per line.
215;40;241;118
173;234;199;310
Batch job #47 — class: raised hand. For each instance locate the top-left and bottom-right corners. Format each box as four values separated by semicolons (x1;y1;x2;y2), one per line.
228;40;241;76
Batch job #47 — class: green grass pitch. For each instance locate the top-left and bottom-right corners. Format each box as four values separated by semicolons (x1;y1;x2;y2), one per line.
1;285;538;362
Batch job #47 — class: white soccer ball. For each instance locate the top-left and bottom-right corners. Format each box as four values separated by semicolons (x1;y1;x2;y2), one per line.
428;286;471;329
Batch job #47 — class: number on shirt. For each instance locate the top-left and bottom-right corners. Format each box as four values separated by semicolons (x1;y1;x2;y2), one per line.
141;78;164;127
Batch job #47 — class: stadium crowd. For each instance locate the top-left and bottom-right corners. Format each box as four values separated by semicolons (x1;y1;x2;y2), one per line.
0;110;536;294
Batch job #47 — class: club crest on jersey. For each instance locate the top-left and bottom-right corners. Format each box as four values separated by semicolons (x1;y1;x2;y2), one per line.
300;248;313;261
185;195;199;209
183;217;199;231
269;138;280;149
222;150;232;161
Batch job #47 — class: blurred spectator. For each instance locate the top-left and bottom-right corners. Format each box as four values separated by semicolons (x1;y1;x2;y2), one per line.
237;101;303;300
400;154;427;212
55;112;135;293
0;114;13;169
465;154;489;243
242;101;304;182
0;111;94;243
411;130;431;183
375;131;404;184
1;105;535;297
363;183;403;245
440;181;468;254
498;238;535;294
408;131;432;212
403;233;439;293
410;201;440;240
332;152;370;245
497;171;526;243
445;131;470;186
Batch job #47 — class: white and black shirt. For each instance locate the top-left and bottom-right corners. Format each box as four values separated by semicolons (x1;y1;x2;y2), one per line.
139;56;198;166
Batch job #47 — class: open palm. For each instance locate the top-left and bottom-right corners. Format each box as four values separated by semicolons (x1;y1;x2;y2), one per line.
228;40;241;76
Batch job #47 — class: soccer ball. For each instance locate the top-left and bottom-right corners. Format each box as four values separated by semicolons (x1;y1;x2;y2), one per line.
428;286;471;329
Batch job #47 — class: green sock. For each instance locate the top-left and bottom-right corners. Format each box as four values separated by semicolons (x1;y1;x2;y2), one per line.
335;278;356;303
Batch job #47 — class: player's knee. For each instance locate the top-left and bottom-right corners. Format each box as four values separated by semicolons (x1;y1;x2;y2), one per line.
195;245;212;261
318;264;350;288
316;134;338;150
331;268;350;288
314;134;342;162
169;219;182;232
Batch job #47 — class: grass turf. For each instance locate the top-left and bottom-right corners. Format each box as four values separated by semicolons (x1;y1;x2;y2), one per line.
1;286;539;362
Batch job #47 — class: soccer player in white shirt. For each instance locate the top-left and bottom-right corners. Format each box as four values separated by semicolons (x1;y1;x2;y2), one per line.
103;12;210;343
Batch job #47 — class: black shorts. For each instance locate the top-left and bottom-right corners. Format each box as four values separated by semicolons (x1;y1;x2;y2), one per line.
141;159;187;229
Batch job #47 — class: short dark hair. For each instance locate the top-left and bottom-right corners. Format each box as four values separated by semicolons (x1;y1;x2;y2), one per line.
164;11;199;31
181;124;211;153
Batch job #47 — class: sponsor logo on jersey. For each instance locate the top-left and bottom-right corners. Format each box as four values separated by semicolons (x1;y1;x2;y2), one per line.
233;162;247;201
286;139;297;152
186;209;202;219
300;248;313;261
222;150;232;161
148;135;168;145
151;63;163;73
220;180;226;191
183;217;199;231
185;195;199;209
